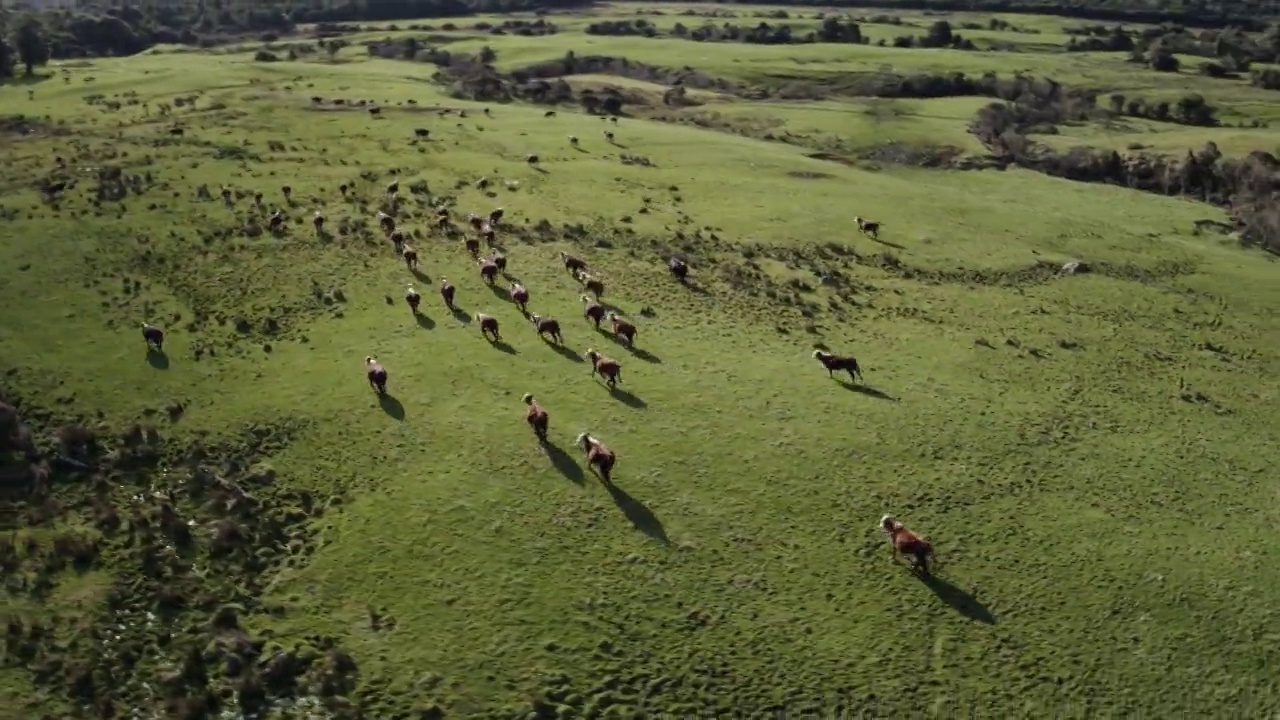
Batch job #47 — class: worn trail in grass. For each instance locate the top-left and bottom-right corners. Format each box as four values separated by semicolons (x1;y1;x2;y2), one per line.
3;15;1280;719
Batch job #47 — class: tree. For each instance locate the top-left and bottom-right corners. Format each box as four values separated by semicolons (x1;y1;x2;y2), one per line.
14;16;50;76
0;36;13;78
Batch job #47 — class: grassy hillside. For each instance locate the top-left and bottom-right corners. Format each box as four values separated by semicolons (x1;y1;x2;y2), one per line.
3;4;1280;718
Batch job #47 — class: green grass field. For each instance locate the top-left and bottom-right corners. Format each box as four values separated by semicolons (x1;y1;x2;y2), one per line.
4;4;1280;718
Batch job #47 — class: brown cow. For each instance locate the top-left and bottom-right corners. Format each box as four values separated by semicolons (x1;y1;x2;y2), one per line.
880;515;936;576
581;295;604;328
584;349;621;388
607;312;636;347
476;312;500;342
529;313;563;345
365;356;388;395
522;393;548;442
575;432;616;483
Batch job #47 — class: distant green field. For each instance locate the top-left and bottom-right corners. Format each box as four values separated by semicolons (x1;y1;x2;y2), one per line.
4;5;1280;718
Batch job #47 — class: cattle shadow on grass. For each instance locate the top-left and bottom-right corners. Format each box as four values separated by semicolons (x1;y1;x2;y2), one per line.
604;480;668;543
600;302;629;316
839;381;896;402
920;574;995;624
491;339;517;355
451;308;472;324
872;236;907;251
378;393;406;420
626;346;661;364
414;313;435;330
547;343;583;362
410;267;431;283
542;441;585;485
146;349;169;370
486;283;509;300
609;386;646;409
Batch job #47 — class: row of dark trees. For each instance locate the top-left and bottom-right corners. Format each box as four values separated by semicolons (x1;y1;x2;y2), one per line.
585;16;869;45
0;0;592;70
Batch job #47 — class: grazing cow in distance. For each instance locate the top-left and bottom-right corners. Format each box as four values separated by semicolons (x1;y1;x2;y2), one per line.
581;295;604;328
365;356;388;395
575;432;616;483
881;515;935;576
488;208;504;226
313;210;325;233
813;350;863;382
522;393;549;443
607;312;636;347
439;277;456;311
585;349;621;388
405;285;421;314
141;322;164;352
855;216;882;239
529;314;563;345
476;313;501;342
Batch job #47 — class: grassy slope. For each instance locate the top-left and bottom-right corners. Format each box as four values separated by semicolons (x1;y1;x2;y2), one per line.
3;8;1280;717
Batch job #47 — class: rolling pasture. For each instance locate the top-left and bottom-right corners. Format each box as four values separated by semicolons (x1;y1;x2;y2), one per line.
3;3;1280;718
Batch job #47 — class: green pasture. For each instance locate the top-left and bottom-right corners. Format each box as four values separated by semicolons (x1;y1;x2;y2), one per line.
3;9;1280;717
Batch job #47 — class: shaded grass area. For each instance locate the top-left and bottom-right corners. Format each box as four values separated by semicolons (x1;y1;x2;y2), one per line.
3;13;1280;718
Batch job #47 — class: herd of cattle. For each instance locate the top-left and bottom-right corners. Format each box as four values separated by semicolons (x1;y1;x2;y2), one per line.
133;130;932;575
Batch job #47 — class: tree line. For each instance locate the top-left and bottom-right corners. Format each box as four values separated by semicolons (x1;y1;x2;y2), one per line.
0;0;592;74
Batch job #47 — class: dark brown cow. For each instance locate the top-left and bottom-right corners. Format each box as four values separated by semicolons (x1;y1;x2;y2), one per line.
479;258;499;285
365;356;388;394
560;251;587;275
581;295;604;328
439;277;456;311
476;313;500;342
529;314;563;344
403;245;419;271
141;322;164;351
668;256;689;282
465;237;481;259
577;271;604;299
813;350;863;382
509;283;529;314
855;216;882;239
405;285;421;314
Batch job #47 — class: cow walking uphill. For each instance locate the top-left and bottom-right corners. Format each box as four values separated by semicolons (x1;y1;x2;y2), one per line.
581;295;605;328
813;350;863;382
880;515;936;576
141;322;165;352
439;277;456;311
585;349;622;388
522;393;549;443
575;432;617;483
365;356;388;395
405;285;421;314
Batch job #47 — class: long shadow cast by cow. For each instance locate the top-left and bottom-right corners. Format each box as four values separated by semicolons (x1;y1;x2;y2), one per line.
146;349;170;370
451;308;472;324
490;339;518;355
415;313;436;330
410;267;431;283
486;283;509;300
600;301;629;316
604;480;668;543
627;346;662;364
872;236;907;250
839;381;897;402
378;393;406;420
542;441;585;485
547;343;584;363
920;574;995;624
609;386;647;409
